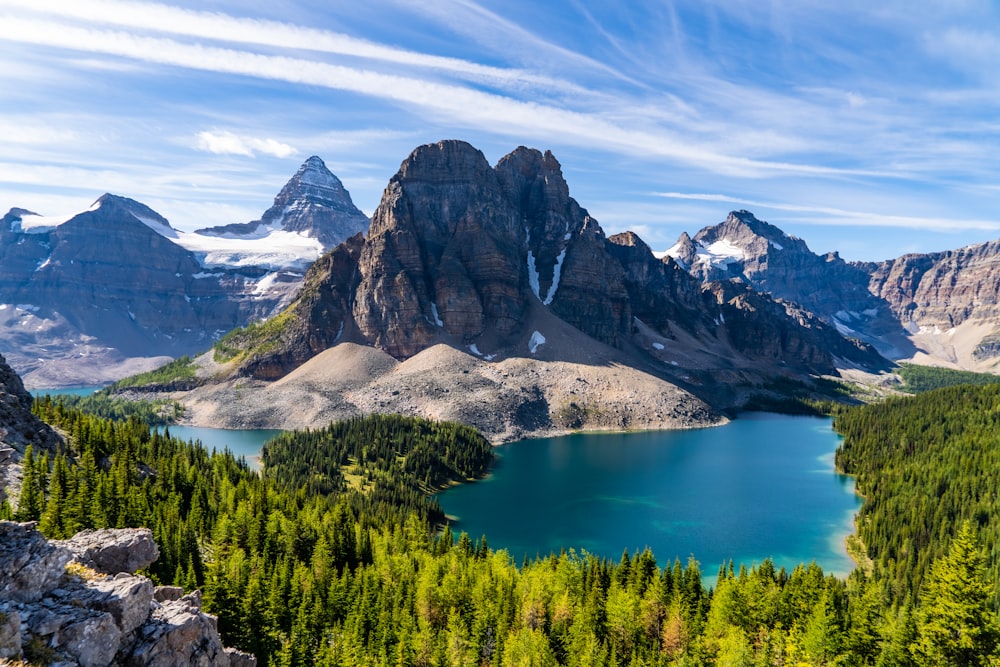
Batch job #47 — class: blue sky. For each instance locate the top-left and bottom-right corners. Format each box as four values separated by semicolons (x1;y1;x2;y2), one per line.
2;0;999;261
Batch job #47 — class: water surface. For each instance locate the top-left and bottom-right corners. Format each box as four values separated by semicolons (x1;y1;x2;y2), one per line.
32;386;104;397
438;413;860;577
157;425;282;470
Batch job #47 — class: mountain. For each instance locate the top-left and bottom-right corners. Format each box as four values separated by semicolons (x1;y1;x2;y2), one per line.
195;155;368;250
663;210;1000;370
0;158;370;388
862;241;1000;368
157;141;886;441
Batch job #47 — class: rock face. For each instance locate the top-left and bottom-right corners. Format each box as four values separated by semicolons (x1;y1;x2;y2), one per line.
664;210;913;358
666;209;1000;369
354;141;527;357
863;240;1000;331
170;141;886;435
0;521;254;667
55;527;160;575
231;142;884;379
0;196;248;387
196;155;369;248
0;157;370;388
1;195;243;355
0;352;61;506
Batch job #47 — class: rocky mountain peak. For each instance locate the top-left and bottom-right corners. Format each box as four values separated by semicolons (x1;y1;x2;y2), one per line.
695;210;801;252
274;155;351;209
3;207;40;222
395;139;495;187
608;231;650;253
354;140;525;358
89;194;176;235
196;156;369;248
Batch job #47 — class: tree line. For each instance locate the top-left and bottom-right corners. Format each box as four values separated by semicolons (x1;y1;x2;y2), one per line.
2;393;997;665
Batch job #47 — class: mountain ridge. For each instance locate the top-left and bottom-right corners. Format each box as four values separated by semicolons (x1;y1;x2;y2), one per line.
0;157;371;388
664;209;1000;370
148;141;887;440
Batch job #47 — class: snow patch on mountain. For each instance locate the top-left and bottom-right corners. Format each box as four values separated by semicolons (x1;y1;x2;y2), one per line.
661;237;746;274
697;239;746;267
174;229;325;271
10;211;79;234
542;248;567;305
529;330;546;354
131;212;177;238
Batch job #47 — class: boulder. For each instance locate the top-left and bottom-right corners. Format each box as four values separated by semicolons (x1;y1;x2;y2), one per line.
125;597;230;667
56;527;159;575
0;521;254;667
0;521;73;602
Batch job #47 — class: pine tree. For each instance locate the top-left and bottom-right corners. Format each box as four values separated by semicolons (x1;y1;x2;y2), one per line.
912;521;1000;667
15;445;43;521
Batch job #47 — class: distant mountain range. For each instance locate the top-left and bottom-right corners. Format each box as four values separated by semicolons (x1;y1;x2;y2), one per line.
140;141;887;441
5;140;1000;425
661;210;1000;371
0;157;368;387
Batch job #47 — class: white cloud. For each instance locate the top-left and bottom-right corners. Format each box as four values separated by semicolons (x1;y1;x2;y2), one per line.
0;15;900;181
1;0;582;95
195;130;296;158
655;192;1000;232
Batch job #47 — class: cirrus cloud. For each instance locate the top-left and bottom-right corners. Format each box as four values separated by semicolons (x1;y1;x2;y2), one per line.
195;130;296;158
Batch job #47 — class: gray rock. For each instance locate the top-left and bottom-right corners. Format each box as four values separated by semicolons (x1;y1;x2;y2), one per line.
2;522;248;666
125;598;230;667
0;607;21;659
226;647;258;667
0;521;73;602
39;603;122;667
84;574;154;636
57;527;159;574
152;585;184;602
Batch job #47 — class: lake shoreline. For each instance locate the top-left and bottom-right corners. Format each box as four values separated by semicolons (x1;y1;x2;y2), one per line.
438;412;862;578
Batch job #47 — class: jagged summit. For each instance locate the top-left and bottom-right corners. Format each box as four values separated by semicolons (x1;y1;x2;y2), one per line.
196;155;369;247
2;207;39;220
88;194;177;236
168;140;887;443
696;210;801;249
663;210;810;282
663;210;909;358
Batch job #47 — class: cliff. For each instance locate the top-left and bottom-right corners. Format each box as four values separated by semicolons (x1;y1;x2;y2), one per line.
0;353;61;506
152;142;887;438
0;521;254;666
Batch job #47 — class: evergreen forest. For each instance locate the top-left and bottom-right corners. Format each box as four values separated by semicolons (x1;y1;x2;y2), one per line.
4;388;1000;666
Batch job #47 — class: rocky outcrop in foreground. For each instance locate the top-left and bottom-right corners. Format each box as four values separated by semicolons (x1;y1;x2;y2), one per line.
0;352;61;506
0;521;254;667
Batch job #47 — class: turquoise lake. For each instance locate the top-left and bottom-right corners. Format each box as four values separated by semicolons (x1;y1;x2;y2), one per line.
33;388;280;470
438;412;861;577
157;425;282;470
28;391;861;577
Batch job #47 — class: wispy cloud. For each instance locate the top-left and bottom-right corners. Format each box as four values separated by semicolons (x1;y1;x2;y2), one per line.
195;130;296;158
1;0;585;96
656;192;1000;232
2;0;1000;260
0;14;893;180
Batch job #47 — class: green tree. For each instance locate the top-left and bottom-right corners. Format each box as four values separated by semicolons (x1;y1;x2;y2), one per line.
912;521;1000;667
16;446;44;522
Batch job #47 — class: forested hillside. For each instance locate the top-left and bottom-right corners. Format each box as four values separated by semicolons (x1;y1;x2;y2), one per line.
5;396;998;665
835;384;1000;605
